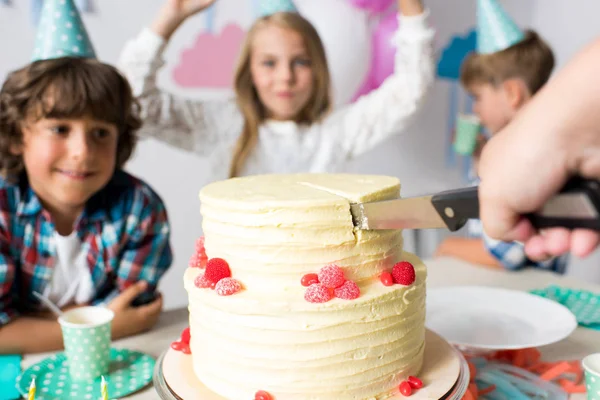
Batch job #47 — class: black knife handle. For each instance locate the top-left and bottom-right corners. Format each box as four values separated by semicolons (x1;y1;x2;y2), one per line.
431;177;600;232
526;176;600;230
431;186;479;231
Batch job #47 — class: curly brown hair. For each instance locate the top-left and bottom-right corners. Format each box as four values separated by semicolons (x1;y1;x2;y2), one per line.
0;57;142;181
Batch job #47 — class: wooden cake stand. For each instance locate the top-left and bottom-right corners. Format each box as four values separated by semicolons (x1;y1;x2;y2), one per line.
153;329;470;399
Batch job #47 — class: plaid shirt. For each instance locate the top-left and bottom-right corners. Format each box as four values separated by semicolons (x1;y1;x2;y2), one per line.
0;169;173;326
467;173;570;273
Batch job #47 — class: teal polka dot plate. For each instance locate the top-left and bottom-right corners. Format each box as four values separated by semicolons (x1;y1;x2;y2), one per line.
531;285;600;328
16;348;155;400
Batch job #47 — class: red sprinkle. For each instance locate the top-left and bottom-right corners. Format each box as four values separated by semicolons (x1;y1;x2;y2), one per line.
170;341;184;351
399;380;412;396
304;283;333;303
215;278;242;296
392;261;416;286
181;327;191;345
194;273;214;289
380;272;394;286
334;280;360;300
318;264;346;289
205;258;231;283
254;390;273;400
301;273;319;287
407;376;423;389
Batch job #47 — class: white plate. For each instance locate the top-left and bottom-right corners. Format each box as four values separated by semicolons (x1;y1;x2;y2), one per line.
426;286;577;351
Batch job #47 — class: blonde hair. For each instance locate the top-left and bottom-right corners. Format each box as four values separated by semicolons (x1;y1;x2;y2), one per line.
229;12;332;178
461;30;555;96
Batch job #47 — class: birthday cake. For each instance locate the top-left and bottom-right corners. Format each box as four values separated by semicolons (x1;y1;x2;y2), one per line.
182;174;427;399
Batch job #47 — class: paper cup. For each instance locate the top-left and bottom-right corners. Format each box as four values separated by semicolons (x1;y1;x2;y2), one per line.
58;306;114;381
582;353;600;399
454;114;482;156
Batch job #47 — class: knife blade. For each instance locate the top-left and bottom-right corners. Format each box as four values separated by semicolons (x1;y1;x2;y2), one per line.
350;176;600;232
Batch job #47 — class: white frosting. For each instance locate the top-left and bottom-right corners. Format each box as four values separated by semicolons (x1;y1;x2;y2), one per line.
185;174;427;399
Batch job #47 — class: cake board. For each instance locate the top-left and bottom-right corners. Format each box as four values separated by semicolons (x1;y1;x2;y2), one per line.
153;329;470;399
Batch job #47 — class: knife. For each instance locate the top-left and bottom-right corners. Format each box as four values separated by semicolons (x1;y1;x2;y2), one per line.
350;176;600;231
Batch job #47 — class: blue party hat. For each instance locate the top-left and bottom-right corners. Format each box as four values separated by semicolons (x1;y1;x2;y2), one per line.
258;0;298;17
477;0;525;54
32;0;96;62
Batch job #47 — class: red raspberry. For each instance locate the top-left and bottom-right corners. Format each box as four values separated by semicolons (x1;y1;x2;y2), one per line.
392;261;416;286
399;380;412;396
181;344;191;354
255;391;273;400
380;272;394;286
181;327;191;345
304;283;333;303
205;258;231;283
215;278;242;296
188;253;207;268
318;264;345;289
301;273;319;287
195;236;206;254
194;273;214;289
407;376;423;389
334;280;360;300
170;341;184;351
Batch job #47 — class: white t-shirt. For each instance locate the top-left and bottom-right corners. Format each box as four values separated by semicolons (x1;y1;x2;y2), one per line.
44;231;94;308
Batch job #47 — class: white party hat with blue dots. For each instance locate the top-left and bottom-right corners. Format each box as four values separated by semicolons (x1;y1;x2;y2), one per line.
258;0;298;17
477;0;524;54
32;0;96;62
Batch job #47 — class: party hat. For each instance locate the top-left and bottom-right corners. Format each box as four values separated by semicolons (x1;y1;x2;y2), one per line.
32;0;96;62
477;0;524;54
258;0;298;17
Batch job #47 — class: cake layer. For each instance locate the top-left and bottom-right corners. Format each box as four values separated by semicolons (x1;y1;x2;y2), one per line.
199;174;404;293
184;252;426;399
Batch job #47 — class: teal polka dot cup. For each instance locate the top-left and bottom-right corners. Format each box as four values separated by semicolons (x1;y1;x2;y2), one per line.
583;353;600;399
58;306;114;381
454;114;482;156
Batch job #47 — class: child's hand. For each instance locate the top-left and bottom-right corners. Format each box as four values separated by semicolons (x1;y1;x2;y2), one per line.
108;281;164;340
166;0;218;20
152;0;218;40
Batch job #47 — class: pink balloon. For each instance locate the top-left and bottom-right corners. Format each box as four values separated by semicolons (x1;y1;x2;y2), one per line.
347;0;395;14
371;12;398;86
352;12;399;101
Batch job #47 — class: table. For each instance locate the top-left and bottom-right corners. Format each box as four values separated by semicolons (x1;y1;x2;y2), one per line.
23;257;600;399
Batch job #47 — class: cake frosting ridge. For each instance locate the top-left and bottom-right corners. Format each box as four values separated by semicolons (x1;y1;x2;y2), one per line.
184;173;427;399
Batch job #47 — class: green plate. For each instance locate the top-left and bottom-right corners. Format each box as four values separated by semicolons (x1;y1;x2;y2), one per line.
16;348;155;399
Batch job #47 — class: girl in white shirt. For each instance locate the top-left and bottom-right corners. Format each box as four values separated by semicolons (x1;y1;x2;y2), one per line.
119;0;434;179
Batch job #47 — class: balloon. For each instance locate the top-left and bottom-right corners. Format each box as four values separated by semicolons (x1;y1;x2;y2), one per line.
371;12;398;86
347;0;395;14
352;12;399;101
299;0;371;106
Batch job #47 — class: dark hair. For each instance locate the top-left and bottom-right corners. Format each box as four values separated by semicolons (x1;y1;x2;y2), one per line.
0;57;141;180
461;30;555;95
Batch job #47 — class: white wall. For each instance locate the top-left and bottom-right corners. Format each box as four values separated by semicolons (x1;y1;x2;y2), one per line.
1;0;598;309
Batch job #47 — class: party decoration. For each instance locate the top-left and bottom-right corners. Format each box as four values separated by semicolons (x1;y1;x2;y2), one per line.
30;0;94;27
436;29;478;179
300;0;371;106
256;0;298;17
352;11;398;101
347;0;395;14
477;0;524;54
31;0;96;61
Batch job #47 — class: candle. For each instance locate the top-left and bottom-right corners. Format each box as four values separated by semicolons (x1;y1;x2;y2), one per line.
101;376;108;400
27;378;35;400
